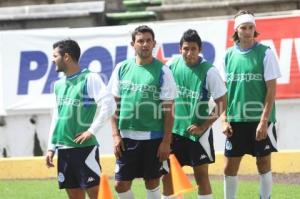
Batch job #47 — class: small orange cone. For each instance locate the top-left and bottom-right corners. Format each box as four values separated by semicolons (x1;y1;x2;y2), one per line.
169;154;195;197
98;174;113;199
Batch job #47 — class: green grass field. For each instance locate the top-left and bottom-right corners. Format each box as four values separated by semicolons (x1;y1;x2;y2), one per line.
0;178;299;199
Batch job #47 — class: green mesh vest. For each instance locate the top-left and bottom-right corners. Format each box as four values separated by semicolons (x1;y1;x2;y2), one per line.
51;69;98;147
118;58;164;132
171;56;212;141
225;43;276;122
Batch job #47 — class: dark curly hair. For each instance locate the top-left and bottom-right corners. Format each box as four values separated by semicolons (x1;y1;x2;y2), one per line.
53;39;81;62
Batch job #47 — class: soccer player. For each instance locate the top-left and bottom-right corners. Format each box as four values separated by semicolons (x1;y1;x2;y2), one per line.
45;39;116;199
108;25;177;199
220;10;281;199
161;29;227;199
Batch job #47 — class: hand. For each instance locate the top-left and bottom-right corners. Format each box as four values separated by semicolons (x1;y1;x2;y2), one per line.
157;140;171;162
256;121;268;141
113;134;125;159
45;150;55;168
222;121;233;138
187;124;205;136
74;131;93;144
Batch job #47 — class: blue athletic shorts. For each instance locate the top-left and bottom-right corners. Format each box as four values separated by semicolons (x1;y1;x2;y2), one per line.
171;129;215;167
224;122;278;157
115;138;169;181
57;145;101;189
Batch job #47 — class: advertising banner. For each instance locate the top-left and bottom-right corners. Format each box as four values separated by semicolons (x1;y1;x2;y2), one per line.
0;20;228;113
0;15;300;114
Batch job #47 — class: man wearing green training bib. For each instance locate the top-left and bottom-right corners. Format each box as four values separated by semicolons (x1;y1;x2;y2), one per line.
220;10;281;199
162;29;226;199
109;25;177;199
45;39;116;199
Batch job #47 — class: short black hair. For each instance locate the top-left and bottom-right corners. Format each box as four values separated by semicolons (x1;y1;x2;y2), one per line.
53;39;81;62
232;10;259;43
180;29;202;49
131;25;155;42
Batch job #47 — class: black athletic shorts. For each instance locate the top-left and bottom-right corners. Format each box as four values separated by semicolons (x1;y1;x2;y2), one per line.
171;128;215;167
115;138;169;181
57;145;101;189
224;122;277;157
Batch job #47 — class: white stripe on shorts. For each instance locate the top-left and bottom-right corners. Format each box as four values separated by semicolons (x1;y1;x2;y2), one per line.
267;123;277;150
162;160;169;173
199;127;213;161
85;146;101;176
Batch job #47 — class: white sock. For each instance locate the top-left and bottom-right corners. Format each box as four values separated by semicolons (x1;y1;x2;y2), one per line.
224;175;238;199
198;194;213;199
260;171;272;199
118;189;135;199
147;186;161;199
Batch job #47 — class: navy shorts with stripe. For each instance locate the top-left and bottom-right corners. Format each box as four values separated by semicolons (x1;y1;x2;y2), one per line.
57;145;101;189
171;128;215;167
115;138;169;181
224;122;278;157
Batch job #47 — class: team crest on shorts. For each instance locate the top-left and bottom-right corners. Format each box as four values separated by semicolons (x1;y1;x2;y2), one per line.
115;163;120;173
58;172;65;182
225;140;232;150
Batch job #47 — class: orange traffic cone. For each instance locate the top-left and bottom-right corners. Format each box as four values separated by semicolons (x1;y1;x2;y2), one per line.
169;154;195;197
98;174;114;199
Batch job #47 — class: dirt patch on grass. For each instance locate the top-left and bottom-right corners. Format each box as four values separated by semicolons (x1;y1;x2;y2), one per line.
209;173;300;185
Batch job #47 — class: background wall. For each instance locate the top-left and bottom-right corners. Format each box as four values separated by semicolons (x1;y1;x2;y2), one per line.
0;14;300;157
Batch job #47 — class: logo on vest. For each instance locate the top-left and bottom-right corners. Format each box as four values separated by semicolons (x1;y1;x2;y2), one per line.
227;73;263;82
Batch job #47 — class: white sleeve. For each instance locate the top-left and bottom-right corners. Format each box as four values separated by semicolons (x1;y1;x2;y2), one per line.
263;48;282;81
206;67;227;100
217;58;227;82
47;88;58;151
160;65;177;100
165;56;176;68
86;73;116;135
165;59;172;68
107;63;122;97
